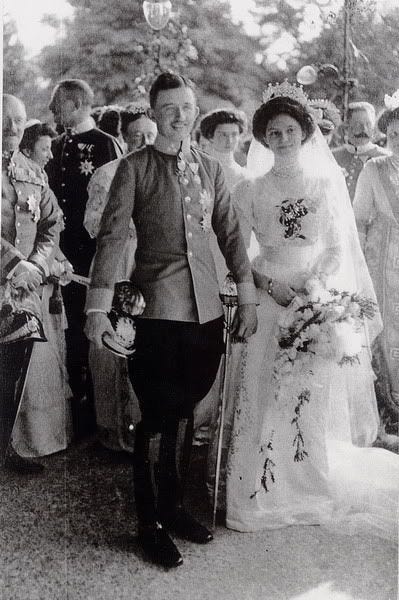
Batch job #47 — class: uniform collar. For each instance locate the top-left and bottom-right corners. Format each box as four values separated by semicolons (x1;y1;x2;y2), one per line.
67;118;95;136
154;135;192;158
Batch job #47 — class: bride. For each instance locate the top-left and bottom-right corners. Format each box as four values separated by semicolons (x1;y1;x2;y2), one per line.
225;82;399;540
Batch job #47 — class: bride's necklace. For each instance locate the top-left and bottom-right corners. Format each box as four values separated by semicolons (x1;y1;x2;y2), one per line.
271;163;302;178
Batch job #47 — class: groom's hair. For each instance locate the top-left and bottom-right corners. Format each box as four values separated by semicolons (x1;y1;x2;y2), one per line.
149;72;195;108
253;97;315;147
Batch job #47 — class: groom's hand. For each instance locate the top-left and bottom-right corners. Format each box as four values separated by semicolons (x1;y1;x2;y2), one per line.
84;311;115;349
231;303;257;343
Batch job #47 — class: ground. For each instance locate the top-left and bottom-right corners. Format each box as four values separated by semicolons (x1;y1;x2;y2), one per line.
0;439;397;600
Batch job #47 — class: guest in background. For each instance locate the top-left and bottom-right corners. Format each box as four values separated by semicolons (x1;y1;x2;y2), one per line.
353;93;399;450
195;108;249;451
46;79;122;438
333;101;389;202
1;95;59;474
200;108;247;191
122;103;157;152
12;122;73;459
84;104;156;452
98;105;124;152
309;98;341;147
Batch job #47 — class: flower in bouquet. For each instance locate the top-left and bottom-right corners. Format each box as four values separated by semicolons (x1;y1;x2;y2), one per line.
305;275;332;303
331;320;362;364
257;286;378;495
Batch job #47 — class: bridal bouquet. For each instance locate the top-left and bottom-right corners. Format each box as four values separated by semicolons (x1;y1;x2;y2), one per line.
272;276;377;461
274;277;377;375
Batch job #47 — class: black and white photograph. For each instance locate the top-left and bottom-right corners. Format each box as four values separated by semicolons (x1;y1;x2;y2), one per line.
1;0;398;598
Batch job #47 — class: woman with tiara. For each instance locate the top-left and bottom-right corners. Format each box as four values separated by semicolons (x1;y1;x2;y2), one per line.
224;82;399;540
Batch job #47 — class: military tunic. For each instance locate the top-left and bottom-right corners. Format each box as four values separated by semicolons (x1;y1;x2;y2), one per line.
1;151;59;461
86;144;256;430
86;145;256;322
47;125;121;275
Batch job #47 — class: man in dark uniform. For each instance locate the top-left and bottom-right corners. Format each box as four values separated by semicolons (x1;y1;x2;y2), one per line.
46;79;121;436
1;94;59;473
85;73;258;568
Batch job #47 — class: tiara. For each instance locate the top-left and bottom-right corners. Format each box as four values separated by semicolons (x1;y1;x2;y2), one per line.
262;80;309;106
126;104;149;115
309;98;335;109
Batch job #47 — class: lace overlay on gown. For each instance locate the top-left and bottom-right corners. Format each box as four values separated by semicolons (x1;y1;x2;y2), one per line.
225;171;398;541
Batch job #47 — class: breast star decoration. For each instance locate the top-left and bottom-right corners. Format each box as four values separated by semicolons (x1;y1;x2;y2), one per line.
26;194;41;222
79;159;95;176
77;143;95;177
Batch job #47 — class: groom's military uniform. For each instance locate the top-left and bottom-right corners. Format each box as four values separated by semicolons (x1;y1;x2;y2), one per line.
86;144;256;552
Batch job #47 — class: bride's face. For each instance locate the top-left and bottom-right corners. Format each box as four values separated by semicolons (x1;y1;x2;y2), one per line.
264;114;305;158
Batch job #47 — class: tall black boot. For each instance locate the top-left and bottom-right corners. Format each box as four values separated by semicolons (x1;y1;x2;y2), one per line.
133;422;183;568
158;417;213;544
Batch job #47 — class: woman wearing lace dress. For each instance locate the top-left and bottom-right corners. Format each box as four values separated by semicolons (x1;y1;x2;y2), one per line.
224;85;398;541
353;97;399;442
84;106;157;452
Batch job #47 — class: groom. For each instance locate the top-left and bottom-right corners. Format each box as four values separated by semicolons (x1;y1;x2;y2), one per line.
84;73;257;568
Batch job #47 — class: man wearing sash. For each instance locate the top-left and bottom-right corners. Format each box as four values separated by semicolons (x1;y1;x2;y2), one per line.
1;95;59;473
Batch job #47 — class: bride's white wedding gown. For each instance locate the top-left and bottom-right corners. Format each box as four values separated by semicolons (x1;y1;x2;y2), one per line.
225;171;399;541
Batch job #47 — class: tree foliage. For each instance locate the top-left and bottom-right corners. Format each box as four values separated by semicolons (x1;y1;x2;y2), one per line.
287;3;399;108
3;17;50;120
38;0;267;112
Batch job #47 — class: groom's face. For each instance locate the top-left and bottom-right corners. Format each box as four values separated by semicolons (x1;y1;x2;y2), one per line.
151;86;199;143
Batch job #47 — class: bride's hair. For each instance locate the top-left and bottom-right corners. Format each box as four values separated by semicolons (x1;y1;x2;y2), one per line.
252;96;315;147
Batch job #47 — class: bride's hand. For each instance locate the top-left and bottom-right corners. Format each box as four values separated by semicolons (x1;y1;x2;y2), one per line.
252;271;295;307
270;280;296;307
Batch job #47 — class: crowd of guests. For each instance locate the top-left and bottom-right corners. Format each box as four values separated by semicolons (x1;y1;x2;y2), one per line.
1;73;398;567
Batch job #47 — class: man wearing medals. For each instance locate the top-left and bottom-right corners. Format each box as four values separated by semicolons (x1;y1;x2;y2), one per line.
1;94;59;473
46;79;122;437
333;101;389;202
85;73;257;568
